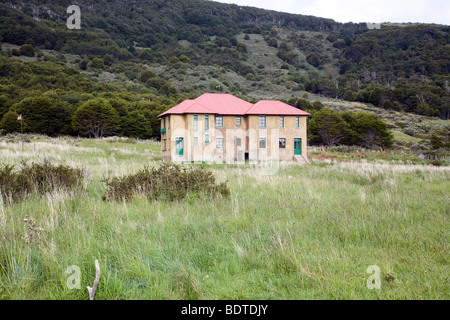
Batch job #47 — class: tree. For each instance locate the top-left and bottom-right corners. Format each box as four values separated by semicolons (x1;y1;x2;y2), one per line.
430;134;444;150
89;58;105;69
0;94;11;119
308;109;349;146
0;111;21;134
120;111;152;139
306;53;321;67
343;111;393;148
140;70;156;83
13;96;72;136
72;98;119;138
19;44;35;57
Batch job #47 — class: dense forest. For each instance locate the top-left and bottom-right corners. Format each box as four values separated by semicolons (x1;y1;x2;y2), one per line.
0;0;449;145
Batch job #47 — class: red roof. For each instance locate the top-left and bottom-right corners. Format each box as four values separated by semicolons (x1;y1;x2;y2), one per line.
158;99;215;117
194;93;253;115
246;100;311;116
158;94;309;118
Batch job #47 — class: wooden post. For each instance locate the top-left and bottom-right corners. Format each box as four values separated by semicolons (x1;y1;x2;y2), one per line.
87;259;100;300
21;117;23;152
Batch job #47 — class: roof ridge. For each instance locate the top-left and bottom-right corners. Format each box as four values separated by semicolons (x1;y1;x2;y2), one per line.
184;101;216;113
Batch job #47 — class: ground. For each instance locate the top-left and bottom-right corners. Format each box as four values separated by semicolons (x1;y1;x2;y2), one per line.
0;135;448;299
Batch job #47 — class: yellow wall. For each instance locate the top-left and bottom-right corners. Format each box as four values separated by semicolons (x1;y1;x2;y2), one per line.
160;113;308;163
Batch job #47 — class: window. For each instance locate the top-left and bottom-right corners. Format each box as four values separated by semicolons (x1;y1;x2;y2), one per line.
296;116;300;128
205;133;209;144
236;137;241;147
194;137;198;146
176;138;184;155
193;114;198;131
216;137;223;149
216;116;223;128
259;115;266;128
236;116;241;126
205;115;209;131
259;138;266;149
279;138;286;149
163;117;166;129
280;116;284;128
163;139;167;151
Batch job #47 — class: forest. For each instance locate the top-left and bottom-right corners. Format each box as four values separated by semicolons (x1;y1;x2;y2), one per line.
0;0;449;145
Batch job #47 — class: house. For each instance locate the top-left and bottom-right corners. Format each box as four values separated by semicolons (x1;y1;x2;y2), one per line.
158;93;310;164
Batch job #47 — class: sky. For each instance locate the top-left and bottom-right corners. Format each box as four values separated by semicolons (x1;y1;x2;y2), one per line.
211;0;450;25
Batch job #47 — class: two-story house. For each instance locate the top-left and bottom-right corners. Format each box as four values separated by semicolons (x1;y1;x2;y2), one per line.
158;93;310;163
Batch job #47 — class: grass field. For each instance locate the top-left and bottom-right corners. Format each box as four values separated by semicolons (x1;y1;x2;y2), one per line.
0;135;449;299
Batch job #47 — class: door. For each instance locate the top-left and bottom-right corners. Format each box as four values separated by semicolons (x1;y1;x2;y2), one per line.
294;138;302;155
176;137;184;155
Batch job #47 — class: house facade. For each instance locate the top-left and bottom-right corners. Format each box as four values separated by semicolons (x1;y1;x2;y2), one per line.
158;93;310;163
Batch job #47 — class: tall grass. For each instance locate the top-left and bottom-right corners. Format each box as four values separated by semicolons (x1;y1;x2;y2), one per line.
0;135;448;299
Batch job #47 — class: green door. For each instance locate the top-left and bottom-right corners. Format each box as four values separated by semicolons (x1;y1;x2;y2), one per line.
176;137;184;155
294;138;302;155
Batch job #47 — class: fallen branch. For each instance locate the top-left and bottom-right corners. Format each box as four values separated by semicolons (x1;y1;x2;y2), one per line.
87;259;100;300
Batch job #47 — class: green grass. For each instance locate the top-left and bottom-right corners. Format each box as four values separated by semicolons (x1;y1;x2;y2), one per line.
0;135;449;299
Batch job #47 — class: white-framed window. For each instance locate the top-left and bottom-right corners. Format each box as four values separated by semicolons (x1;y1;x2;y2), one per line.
296;116;300;128
259;115;266;128
194;136;198;146
193;114;198;131
280;116;284;128
279;138;286;149
216;116;223;128
259;137;266;149
216;137;223;149
236;116;241;126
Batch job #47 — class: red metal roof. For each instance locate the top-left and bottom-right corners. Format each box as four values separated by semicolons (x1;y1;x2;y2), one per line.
158;99;215;117
246;100;311;116
193;93;253;115
158;94;310;118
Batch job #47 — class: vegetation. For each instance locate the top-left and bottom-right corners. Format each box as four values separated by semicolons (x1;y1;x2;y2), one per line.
0;135;448;299
307;108;393;149
0;160;85;203
0;0;448;126
103;163;230;202
72;98;120;138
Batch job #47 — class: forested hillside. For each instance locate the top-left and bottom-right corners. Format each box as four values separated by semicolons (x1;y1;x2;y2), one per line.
0;0;448;144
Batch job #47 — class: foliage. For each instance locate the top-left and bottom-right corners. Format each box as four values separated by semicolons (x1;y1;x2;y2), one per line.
308;108;349;146
12;96;73;136
0;161;84;202
308;108;393;149
72;98;120;138
103;163;230;202
0;111;21;133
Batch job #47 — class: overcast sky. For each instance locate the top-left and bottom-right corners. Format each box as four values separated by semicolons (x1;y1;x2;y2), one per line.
211;0;449;25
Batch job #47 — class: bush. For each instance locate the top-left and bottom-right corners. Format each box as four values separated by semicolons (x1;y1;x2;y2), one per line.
19;44;35;57
103;163;230;202
0;161;85;202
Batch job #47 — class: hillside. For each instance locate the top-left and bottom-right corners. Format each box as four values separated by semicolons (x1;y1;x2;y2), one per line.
0;0;449;149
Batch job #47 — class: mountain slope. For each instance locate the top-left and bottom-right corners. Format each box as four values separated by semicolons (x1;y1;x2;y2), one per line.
0;0;449;143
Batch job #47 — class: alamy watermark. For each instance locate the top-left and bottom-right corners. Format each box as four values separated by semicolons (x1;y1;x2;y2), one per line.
67;5;81;30
66;265;81;289
366;265;381;290
366;23;381;30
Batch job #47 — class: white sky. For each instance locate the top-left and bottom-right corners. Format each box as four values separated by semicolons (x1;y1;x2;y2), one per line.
211;0;450;25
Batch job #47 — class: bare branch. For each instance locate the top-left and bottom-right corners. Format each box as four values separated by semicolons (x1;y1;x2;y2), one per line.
87;259;100;300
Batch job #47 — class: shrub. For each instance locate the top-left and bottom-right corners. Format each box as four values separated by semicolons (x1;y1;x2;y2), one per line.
0;161;85;202
19;44;35;57
103;163;230;202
